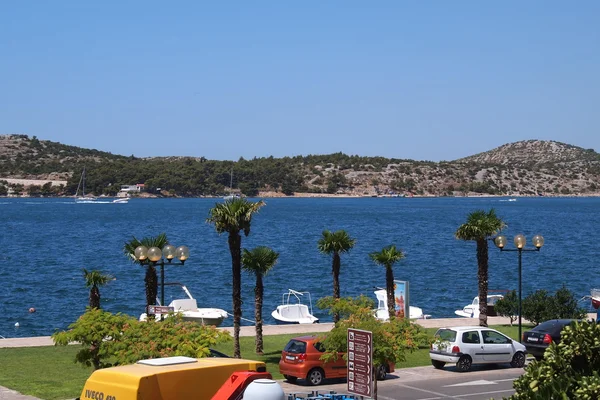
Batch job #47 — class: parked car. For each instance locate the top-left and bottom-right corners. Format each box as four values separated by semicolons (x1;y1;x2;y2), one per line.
522;319;578;361
279;335;394;386
429;326;526;372
208;348;230;358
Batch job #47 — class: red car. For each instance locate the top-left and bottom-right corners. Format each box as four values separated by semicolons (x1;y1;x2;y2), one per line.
279;335;394;386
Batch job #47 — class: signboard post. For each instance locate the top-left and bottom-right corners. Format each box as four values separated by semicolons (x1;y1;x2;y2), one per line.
347;328;374;398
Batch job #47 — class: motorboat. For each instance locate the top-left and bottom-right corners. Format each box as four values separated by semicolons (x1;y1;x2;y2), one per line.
112;198;129;204
454;294;505;318
373;288;430;320
139;283;228;326
271;289;319;324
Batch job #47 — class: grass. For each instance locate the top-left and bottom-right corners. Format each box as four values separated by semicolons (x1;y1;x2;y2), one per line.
0;324;527;400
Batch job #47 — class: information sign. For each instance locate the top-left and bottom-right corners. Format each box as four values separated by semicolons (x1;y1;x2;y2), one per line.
347;328;373;397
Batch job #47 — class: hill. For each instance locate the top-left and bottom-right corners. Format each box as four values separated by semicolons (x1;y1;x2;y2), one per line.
1;134;599;197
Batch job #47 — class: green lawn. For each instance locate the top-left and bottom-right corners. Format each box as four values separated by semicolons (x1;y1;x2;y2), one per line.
0;324;525;400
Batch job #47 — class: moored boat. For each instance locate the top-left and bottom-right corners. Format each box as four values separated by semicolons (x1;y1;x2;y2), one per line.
454;294;505;318
271;289;319;324
139;283;228;326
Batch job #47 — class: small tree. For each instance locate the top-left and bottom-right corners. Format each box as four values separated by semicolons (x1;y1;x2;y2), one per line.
522;289;552;326
494;290;519;325
83;269;114;310
522;287;587;326
318;296;429;390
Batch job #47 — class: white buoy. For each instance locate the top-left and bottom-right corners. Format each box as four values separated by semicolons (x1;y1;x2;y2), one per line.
243;379;285;400
14;322;20;327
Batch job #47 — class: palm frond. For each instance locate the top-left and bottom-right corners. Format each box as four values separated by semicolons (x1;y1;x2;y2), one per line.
122;233;169;264
242;246;279;276
369;245;405;268
83;268;114;287
317;229;356;255
455;208;506;241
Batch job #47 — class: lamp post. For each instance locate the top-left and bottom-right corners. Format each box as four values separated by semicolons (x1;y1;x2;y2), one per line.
493;234;544;342
133;244;190;308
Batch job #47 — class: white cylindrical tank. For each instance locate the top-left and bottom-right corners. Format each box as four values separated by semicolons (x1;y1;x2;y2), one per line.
243;379;285;400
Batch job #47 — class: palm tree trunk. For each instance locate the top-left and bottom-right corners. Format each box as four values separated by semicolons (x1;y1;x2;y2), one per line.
476;239;489;327
386;267;396;320
90;285;100;309
332;252;341;323
255;274;264;355
229;231;242;358
145;265;158;317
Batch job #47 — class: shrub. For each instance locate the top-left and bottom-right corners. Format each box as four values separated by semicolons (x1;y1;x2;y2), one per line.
52;309;231;369
507;321;600;399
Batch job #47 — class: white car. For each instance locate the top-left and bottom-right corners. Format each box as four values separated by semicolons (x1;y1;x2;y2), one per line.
429;326;527;372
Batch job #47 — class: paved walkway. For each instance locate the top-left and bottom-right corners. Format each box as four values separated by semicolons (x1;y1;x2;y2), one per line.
0;315;550;399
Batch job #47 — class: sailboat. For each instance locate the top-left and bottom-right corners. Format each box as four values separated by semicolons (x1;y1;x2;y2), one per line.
223;168;240;201
75;167;98;203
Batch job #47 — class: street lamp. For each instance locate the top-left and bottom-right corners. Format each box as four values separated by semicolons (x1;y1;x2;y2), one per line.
134;244;190;308
493;234;544;342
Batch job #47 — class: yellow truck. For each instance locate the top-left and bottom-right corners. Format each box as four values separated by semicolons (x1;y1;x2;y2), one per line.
79;356;268;400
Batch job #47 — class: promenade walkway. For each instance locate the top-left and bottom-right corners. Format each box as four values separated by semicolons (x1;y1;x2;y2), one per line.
0;316;540;399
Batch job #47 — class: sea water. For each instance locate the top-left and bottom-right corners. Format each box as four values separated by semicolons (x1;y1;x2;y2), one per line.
1;196;598;338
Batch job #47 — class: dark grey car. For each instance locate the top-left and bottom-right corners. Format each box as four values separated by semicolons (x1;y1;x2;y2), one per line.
522;319;577;361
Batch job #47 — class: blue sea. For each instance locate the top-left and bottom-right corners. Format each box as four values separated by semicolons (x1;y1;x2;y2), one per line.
1;197;598;338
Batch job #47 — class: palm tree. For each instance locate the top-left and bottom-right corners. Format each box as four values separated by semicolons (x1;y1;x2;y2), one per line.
123;233;169;315
242;246;279;355
83;269;114;309
207;197;265;358
317;229;356;323
369;245;405;320
455;209;506;327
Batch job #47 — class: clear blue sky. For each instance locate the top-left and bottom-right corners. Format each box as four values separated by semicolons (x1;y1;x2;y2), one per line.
1;2;598;161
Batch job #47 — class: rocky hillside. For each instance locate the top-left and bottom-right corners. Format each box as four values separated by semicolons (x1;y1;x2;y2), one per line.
1;134;599;197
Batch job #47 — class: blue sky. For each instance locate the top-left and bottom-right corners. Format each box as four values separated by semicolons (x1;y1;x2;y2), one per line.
1;2;598;161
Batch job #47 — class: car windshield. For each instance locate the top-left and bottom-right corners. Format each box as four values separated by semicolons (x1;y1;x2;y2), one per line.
284;340;307;354
435;329;457;342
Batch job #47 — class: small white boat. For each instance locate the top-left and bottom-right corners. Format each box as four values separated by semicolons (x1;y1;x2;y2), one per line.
271;289;319;324
139;284;228;326
455;294;504;318
373;288;430;320
112;198;129;204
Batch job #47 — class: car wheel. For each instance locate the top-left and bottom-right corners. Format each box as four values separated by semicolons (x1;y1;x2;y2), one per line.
376;364;387;381
456;355;472;372
510;351;526;368
431;360;446;370
284;375;298;383
306;368;325;386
